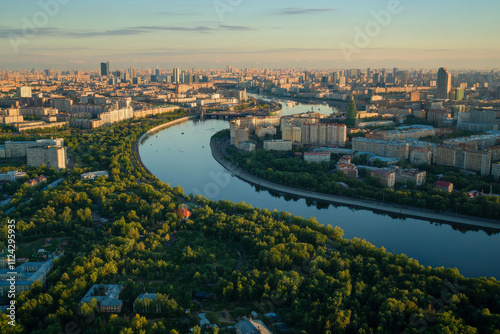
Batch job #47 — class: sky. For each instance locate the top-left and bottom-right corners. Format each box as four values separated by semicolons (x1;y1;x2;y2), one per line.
0;0;499;71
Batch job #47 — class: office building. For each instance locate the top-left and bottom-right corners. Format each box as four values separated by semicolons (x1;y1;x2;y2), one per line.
101;62;110;77
173;67;180;84
437;67;451;99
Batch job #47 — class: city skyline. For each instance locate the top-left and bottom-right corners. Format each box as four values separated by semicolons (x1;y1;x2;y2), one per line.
1;0;500;70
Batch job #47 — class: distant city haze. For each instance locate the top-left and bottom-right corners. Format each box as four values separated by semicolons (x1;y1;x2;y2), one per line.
1;0;499;70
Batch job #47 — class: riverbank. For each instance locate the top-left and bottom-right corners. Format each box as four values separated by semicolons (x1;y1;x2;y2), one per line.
211;138;500;231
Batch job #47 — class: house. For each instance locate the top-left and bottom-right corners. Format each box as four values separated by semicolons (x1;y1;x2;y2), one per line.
198;313;211;328
80;284;123;313
467;190;483;200
336;155;358;179
176;208;192;219
80;171;109;181
434;181;453;193
27;176;47;187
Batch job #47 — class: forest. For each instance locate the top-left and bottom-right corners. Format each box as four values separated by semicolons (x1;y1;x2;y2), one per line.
0;114;499;333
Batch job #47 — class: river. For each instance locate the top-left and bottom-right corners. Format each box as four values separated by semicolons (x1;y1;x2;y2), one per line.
139;97;500;279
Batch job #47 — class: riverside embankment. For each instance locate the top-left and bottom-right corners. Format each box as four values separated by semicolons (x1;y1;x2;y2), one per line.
210;139;500;231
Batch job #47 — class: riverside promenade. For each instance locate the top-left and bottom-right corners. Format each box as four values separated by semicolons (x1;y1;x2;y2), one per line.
211;139;500;231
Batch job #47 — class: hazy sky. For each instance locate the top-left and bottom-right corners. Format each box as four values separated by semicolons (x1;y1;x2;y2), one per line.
1;0;499;70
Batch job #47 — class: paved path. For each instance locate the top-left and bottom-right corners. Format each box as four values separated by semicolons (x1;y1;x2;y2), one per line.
210;139;500;231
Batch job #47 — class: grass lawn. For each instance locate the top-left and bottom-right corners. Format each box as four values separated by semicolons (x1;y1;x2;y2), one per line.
16;237;66;258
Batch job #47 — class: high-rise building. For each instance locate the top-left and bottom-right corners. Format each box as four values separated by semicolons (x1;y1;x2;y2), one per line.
17;86;32;98
437;67;451;99
339;76;346;87
101;62;110;77
455;88;465;101
346;96;358;127
301;123;347;147
130;67;136;78
173;67;180;84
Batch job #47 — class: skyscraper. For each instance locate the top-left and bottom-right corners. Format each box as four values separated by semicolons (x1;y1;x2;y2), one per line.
101;62;110;77
130;67;136;78
437;67;451;99
173;67;180;84
346;96;359;128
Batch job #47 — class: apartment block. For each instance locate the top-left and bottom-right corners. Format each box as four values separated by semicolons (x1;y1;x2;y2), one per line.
263;140;293;151
492;163;500;180
255;127;277;138
2;138;64;158
433;145;492;175
352;138;410;160
410;149;433;165
367;125;435;141
370;169;396;188
301;123;347;147
395;169;427;186
282;126;302;143
27;145;67;170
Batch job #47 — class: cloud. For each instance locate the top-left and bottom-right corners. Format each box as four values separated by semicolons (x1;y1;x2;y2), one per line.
66;28;146;38
134;26;213;33
0;25;215;39
0;27;63;38
277;8;336;15
127;47;343;57
219;25;255;31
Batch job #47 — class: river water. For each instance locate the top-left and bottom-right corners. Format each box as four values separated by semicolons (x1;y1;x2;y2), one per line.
139;97;500;279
